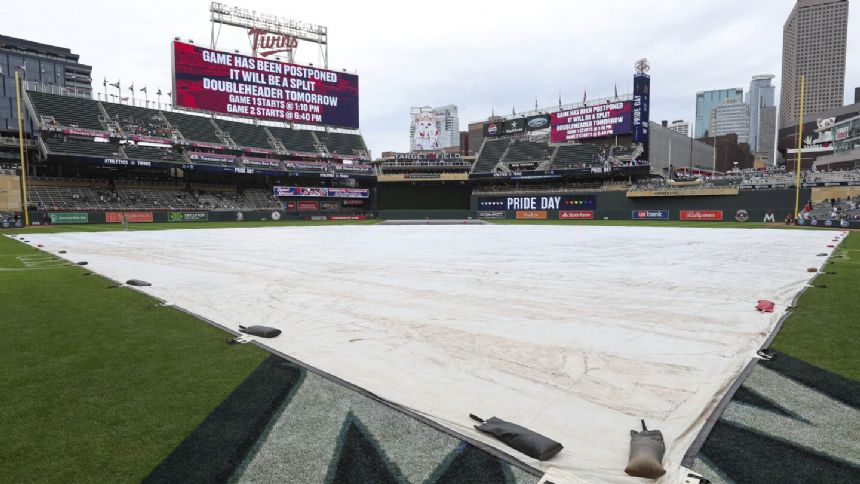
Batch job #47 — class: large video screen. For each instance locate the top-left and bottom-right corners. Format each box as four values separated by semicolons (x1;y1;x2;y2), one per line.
550;101;632;143
172;40;359;129
273;186;369;198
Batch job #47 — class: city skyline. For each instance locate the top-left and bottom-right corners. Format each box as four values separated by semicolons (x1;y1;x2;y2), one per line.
1;0;857;155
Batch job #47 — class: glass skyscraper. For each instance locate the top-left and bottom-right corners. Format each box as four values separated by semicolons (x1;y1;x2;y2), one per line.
694;88;744;138
748;75;776;153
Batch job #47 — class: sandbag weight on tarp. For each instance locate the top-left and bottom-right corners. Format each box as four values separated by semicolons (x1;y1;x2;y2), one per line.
469;414;563;461
238;325;282;338
625;420;666;479
126;279;152;287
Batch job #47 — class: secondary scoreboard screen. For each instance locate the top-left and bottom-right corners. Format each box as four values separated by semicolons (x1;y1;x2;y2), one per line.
172;40;359;129
550;101;632;143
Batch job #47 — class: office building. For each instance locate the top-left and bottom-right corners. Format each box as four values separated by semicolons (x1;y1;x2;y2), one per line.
0;35;92;134
667;120;689;137
694;88;744;138
779;0;849;128
410;105;459;151
713;98;751;145
748;75;776;152
757;105;778;164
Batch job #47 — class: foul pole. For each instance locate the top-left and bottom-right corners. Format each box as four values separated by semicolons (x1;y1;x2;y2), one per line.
15;70;29;225
793;75;805;220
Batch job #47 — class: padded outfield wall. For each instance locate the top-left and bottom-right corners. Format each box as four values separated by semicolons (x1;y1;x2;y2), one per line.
470;188;823;223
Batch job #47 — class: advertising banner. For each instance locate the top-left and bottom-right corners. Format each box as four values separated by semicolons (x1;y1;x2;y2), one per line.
188;152;238;163
478;195;595;211
516;211;547;220
63;128;111;139
504;118;526;135
297;200;319;211
559;210;593;220
631;210;669;220
550;101;632;143
632;74;650;161
273;186;370;198
106;212;154;223
525;114;551;131
48;212;89;224
327;215;366;220
680;210;723;221
483;121;505;137
342;199;366;206
320;201;341;211
411;110;441;151
168;212;209;222
173;40;359;129
477;211;506;219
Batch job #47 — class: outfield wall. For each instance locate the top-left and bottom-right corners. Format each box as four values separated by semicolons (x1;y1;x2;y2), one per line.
470;189;818;223
19;210;370;226
0;175;22;211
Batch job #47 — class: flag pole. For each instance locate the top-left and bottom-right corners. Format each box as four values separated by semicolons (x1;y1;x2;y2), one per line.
15;70;29;225
793;75;805;220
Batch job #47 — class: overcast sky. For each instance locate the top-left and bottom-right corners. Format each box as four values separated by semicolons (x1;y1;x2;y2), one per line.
3;0;858;154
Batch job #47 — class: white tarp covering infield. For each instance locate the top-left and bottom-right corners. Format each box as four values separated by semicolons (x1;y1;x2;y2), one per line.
24;226;842;483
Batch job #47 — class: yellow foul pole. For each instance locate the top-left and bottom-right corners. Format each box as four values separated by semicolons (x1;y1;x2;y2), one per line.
15;70;29;225
793;75;805;220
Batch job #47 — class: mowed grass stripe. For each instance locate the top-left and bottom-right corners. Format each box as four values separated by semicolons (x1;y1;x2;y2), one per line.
0;236;268;483
772;232;860;382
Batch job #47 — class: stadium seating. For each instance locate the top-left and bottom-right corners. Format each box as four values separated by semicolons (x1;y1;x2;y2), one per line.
161;111;224;144
217;120;274;150
27;178;285;211
124;144;183;162
102;103;174;138
115;187;197;210
504;140;550;164
240;188;279;209
316;131;367;156
267;126;319;153
552;144;605;168
42;137;122;158
473;139;510;173
27;91;105;131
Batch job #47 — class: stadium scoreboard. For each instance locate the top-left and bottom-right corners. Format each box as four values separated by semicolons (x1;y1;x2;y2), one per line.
172;40;359;129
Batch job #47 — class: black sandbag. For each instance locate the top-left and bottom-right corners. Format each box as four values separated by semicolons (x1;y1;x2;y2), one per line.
625;420;666;479
238;325;281;338
470;414;562;461
126;279;152;287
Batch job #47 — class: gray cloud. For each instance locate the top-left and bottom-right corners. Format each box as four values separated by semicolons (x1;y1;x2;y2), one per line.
3;0;857;155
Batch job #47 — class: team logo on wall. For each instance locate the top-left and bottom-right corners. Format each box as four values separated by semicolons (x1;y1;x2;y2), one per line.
735;210;749;222
762;211;775;222
841;219;850;228
271;211;282;221
487;124;498;135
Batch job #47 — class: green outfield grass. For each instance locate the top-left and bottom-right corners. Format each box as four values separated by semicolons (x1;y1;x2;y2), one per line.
0;235;269;482
771;232;860;381
0;223;856;481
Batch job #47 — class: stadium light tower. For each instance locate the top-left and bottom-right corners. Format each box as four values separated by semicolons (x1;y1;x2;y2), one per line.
209;2;328;67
